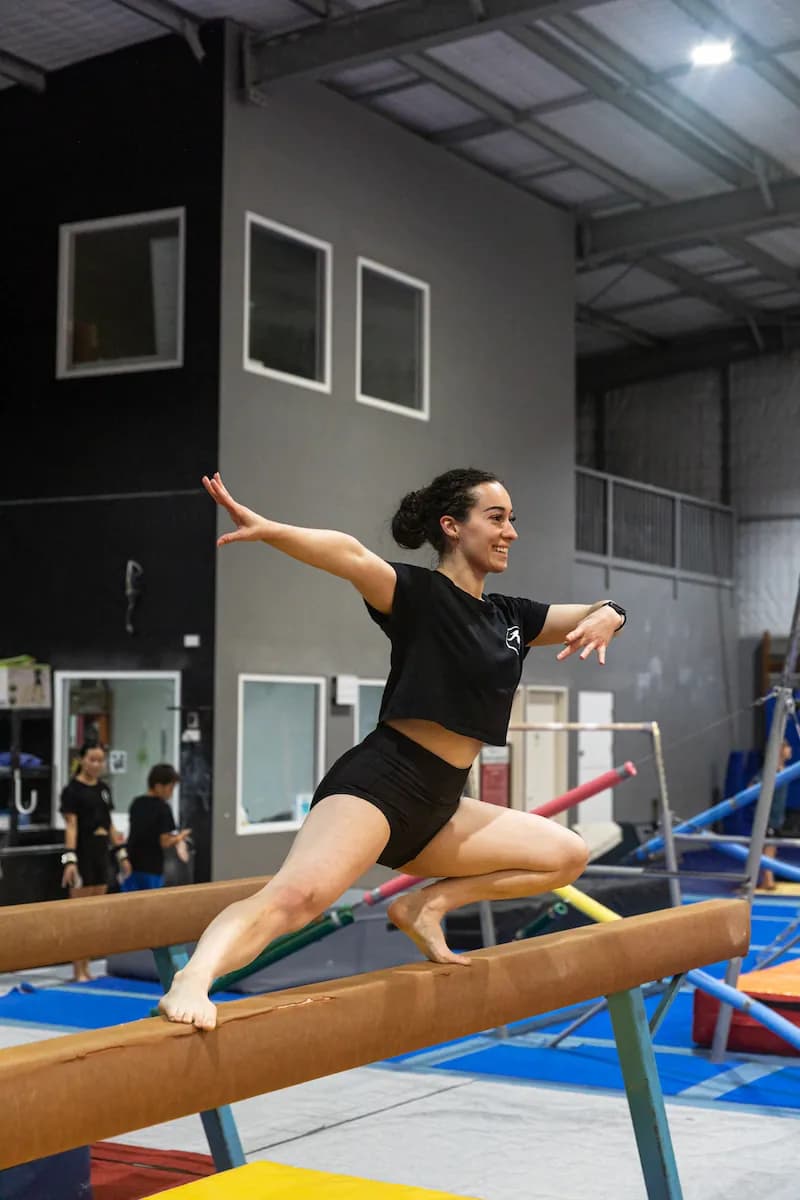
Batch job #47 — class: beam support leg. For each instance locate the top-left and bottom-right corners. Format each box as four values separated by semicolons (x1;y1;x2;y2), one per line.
607;987;683;1200
152;945;247;1172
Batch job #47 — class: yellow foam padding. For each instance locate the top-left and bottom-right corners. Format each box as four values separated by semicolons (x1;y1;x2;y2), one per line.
556;883;621;924
144;1161;480;1199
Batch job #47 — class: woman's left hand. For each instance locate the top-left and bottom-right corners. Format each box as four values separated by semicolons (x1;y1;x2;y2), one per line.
556;606;623;666
119;858;132;879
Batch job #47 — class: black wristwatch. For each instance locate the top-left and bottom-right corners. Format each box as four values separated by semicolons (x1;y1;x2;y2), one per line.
606;601;627;629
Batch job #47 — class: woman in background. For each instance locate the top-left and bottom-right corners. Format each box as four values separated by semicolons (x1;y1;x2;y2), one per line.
60;743;130;981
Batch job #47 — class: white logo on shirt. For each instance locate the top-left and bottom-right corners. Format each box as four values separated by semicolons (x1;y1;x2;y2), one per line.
506;626;521;654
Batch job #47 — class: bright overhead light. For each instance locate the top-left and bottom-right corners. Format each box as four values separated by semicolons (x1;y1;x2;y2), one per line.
690;40;734;67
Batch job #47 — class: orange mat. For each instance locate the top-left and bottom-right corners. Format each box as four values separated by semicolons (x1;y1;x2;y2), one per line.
693;957;800;1055
91;1142;215;1200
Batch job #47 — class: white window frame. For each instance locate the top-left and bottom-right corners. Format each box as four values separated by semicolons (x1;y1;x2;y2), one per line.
56;207;186;379
356;256;430;421
243;212;332;394
236;673;327;836
52;669;182;831
352;677;386;746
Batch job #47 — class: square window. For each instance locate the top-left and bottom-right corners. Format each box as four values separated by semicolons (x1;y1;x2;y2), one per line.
57;208;184;377
357;258;429;419
244;213;331;391
237;675;326;834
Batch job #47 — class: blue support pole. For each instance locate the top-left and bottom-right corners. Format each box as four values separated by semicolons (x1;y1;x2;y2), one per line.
607;987;683;1200
629;759;800;862
151;946;247;1172
713;839;800;883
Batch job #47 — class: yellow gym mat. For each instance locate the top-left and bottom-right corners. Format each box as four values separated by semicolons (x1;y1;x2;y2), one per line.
145;1160;480;1199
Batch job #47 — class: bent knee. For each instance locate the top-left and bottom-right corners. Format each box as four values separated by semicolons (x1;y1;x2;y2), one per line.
563;831;590;879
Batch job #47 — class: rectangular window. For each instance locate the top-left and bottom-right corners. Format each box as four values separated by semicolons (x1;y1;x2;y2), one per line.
244;213;331;391
357;257;429;419
354;678;385;746
237;675;326;834
57;208;184;377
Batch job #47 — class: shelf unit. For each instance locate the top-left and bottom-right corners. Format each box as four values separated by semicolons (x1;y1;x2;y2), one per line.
0;707;53;845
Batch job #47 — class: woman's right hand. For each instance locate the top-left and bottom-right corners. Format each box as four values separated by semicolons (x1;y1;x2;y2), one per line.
202;473;272;547
62;862;79;890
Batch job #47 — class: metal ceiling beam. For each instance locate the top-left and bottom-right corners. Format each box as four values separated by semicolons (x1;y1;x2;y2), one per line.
249;0;614;84
720;235;800;292
403;51;660;201
513;24;750;189
577;319;800;391
547;13;787;180
0;47;45;92
542;15;800;289
427;92;591;146
112;0;205;61
581;179;800;262
577;305;659;347
606;255;768;332
671;0;800;111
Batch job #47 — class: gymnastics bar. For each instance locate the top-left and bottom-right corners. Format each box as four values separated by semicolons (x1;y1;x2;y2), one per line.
0;898;749;1200
510;718;682;907
0;877;271;972
629;758;800;862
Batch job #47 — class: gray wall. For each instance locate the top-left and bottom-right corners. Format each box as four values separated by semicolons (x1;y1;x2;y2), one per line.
570;563;739;824
213;28;575;880
578;347;800;786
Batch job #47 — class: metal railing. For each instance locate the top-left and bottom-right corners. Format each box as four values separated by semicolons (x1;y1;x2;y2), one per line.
576;467;734;581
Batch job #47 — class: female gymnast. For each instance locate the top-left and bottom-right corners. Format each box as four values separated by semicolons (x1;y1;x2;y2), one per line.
160;468;625;1028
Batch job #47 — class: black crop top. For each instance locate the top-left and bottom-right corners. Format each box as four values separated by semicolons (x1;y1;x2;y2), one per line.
365;562;550;746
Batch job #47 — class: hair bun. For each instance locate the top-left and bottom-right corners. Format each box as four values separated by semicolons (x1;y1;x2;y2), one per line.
391;488;428;550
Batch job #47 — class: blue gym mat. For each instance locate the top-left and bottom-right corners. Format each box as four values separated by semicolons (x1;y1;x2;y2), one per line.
0;978;243;1030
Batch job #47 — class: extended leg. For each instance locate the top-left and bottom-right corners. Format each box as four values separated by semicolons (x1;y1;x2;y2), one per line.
159;795;390;1029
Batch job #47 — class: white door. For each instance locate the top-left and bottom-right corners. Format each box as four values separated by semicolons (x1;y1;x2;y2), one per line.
577;691;614;822
520;688;568;821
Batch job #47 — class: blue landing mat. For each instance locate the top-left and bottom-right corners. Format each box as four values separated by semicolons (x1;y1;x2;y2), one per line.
0;979;242;1029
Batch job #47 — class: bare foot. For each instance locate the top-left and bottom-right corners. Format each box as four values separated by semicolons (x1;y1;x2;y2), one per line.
388;894;470;966
158;971;218;1030
73;972;92;984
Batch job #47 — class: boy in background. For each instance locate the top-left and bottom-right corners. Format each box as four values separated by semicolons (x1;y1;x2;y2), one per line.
122;764;191;891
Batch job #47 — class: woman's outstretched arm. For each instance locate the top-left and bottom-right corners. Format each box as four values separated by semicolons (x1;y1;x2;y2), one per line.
203;472;396;613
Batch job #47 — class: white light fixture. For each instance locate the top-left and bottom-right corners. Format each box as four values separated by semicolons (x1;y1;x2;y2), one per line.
690;40;734;67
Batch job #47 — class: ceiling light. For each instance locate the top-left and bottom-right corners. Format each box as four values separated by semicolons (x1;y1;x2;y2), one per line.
690;40;734;67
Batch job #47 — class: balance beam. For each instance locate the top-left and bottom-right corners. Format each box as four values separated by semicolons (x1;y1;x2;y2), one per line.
0;899;748;1171
0;877;272;972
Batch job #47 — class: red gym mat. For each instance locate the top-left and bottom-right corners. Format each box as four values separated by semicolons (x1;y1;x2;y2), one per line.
90;1142;215;1199
693;959;800;1056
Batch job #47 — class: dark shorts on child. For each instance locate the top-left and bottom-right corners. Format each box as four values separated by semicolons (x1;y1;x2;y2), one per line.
310;724;470;869
78;836;112;887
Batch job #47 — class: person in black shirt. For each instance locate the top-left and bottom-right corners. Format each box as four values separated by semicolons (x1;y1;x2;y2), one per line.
122;763;190;892
60;743;131;981
161;469;626;1029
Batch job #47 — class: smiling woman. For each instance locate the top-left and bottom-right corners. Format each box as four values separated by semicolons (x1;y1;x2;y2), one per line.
159;467;626;1031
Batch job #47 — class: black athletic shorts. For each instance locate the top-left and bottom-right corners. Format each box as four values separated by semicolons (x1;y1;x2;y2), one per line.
310;724;470;869
77;835;112;887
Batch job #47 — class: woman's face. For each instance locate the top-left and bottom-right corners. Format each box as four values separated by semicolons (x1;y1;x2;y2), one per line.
80;748;106;781
446;480;518;574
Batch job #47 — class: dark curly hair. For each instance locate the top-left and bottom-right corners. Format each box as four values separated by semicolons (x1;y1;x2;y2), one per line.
391;468;501;557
